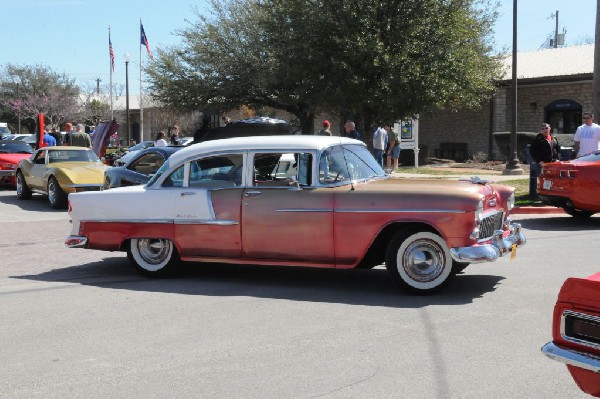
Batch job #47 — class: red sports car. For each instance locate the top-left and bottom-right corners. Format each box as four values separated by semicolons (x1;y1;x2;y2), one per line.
0;140;34;186
537;151;600;218
542;273;600;397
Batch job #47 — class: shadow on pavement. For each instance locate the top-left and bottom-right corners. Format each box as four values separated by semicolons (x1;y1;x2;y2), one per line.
0;189;65;213
11;256;505;308
517;215;600;232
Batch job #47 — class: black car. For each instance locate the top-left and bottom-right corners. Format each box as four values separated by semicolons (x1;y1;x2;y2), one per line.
104;146;183;189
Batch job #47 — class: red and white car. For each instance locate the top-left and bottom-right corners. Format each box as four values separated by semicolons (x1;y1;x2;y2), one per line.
0;140;34;186
66;136;526;294
542;274;600;397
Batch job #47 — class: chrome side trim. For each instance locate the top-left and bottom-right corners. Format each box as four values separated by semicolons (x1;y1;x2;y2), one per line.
79;218;238;225
276;208;333;213
561;310;600;351
542;342;600;373
335;209;466;213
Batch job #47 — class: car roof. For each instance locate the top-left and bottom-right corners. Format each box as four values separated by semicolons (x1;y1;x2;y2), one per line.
168;135;362;165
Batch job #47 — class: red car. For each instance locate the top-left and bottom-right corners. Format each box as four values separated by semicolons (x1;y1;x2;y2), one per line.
542;273;600;397
0;140;34;186
538;151;600;218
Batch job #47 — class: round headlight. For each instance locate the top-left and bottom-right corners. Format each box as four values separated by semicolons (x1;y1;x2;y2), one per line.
507;192;515;211
475;199;484;222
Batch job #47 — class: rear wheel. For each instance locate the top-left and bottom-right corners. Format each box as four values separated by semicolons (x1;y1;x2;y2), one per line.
563;207;593;219
385;230;453;294
16;171;32;200
48;176;67;209
127;238;179;277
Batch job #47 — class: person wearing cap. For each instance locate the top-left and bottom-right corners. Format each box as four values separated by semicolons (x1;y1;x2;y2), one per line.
318;120;332;136
530;123;560;165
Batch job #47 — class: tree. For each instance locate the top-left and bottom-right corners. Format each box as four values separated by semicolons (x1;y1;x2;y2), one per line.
146;0;501;135
0;64;80;132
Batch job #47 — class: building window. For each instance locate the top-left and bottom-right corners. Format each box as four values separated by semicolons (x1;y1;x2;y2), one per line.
544;99;582;134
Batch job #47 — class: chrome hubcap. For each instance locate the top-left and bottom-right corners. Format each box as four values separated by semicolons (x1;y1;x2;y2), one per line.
16;175;22;195
48;181;56;204
402;239;445;283
136;239;172;265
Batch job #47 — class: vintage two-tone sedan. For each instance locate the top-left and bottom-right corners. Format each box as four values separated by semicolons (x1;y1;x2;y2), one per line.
66;136;525;294
542;273;600;397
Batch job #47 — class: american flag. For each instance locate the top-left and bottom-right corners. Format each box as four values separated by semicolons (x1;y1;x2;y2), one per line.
140;22;154;60
109;32;115;72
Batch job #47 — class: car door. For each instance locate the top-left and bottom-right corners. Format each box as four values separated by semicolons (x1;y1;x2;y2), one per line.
28;149;48;190
172;153;245;258
241;151;335;263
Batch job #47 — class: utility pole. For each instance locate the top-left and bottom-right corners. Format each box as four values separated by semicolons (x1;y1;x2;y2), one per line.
550;10;559;48
96;78;101;95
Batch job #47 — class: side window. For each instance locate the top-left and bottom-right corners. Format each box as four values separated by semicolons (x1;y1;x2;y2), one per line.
319;146;350;184
253;152;312;187
189;154;244;188
35;151;47;164
129;153;165;175
162;165;185;187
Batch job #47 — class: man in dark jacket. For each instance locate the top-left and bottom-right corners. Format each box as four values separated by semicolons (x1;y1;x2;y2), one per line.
530;123;560;164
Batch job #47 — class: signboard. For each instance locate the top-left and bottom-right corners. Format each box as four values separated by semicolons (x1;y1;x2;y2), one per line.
394;118;420;167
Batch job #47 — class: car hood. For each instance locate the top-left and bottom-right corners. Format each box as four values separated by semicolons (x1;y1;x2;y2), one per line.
53;162;107;182
0;153;32;164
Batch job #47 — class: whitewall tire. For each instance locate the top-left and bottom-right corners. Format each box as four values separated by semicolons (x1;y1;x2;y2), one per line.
127;238;179;277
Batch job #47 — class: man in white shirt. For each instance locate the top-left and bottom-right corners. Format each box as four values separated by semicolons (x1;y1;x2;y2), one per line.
574;112;600;157
372;126;387;167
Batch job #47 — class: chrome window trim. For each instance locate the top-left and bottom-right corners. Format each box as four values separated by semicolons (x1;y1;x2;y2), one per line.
561;310;600;351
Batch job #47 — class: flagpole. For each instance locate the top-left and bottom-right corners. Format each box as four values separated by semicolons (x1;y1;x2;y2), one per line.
109;26;114;120
139;18;144;143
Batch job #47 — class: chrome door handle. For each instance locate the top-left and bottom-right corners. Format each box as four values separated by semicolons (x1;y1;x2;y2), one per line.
244;191;262;197
180;191;196;196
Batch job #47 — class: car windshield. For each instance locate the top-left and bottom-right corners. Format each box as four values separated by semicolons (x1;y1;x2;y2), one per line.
319;144;385;184
128;141;153;151
48;149;101;163
146;157;172;186
577;151;600;162
0;141;33;154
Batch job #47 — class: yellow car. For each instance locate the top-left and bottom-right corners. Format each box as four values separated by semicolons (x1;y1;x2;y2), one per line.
16;146;107;209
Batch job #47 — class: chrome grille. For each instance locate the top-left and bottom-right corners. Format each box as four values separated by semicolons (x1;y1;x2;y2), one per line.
478;211;504;240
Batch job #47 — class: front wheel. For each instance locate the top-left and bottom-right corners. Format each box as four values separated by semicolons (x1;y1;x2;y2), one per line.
16;171;32;200
127;238;179;277
48;176;67;209
385;230;453;294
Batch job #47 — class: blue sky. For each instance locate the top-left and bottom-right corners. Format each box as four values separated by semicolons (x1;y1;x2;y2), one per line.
0;0;596;95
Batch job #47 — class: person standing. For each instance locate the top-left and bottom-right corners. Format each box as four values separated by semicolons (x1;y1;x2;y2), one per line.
318;120;332;136
385;123;399;171
154;131;168;147
49;127;62;145
372;126;387;167
62;122;74;145
170;125;180;145
530;123;560;165
67;124;92;148
43;130;56;147
574;112;600;157
342;121;362;140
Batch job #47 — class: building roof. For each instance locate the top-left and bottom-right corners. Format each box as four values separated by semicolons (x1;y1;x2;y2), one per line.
500;44;594;81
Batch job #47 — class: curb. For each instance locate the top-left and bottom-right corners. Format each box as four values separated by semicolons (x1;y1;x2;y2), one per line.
512;206;565;215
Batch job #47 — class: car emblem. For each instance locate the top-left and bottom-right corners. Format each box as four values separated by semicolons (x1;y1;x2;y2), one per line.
488;198;496;207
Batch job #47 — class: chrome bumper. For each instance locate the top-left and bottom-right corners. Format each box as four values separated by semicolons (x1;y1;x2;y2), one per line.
65;235;88;248
450;222;526;263
542;342;600;373
0;170;15;177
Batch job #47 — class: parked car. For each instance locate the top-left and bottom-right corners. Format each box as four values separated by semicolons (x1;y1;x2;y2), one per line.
0;123;11;139
16;147;107;208
104;146;183;189
195;117;298;143
65;136;525;293
113;141;154;166
542;273;600;397
0;140;34;186
178;136;195;146
537;151;600;218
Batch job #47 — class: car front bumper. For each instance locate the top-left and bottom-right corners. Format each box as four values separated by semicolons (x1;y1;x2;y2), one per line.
0;170;15;177
450;222;525;263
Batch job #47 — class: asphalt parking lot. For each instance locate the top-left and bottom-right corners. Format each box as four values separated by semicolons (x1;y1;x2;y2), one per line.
0;188;596;398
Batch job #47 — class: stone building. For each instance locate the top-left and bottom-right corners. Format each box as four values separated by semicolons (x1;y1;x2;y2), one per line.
419;44;594;162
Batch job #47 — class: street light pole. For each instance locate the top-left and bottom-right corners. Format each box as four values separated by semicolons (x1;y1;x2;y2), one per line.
125;52;130;147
